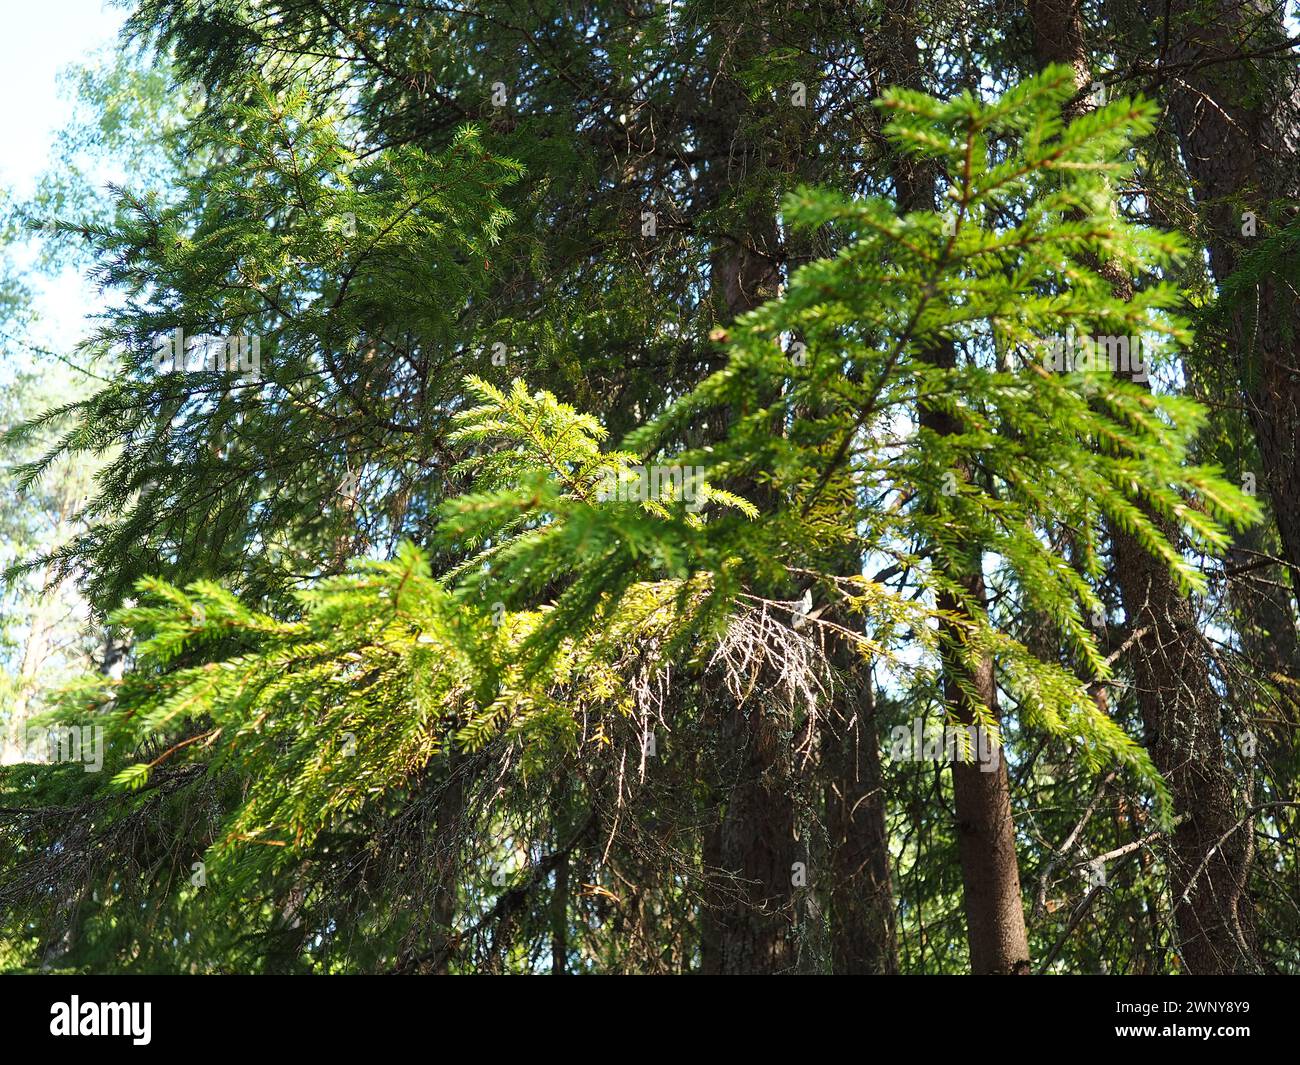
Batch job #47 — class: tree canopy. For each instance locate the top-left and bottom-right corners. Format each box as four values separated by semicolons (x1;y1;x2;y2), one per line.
2;0;1297;976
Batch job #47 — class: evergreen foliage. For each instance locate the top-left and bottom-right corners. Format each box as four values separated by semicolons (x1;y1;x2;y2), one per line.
2;2;1296;976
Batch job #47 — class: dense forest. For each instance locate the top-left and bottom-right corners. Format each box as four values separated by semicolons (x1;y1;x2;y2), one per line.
0;0;1298;977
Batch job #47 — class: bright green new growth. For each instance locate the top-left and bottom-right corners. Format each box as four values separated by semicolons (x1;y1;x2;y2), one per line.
16;67;1259;959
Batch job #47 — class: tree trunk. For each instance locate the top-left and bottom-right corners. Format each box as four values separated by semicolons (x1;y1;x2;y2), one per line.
880;0;1032;975
698;219;797;972
1144;0;1300;601
1028;0;1261;973
428;754;467;974
0;565;58;764
704;698;798;973
692;100;795;976
551;851;569;975
823;646;898;973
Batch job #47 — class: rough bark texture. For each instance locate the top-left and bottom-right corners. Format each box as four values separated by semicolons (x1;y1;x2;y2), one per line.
1144;0;1300;601
917;350;1032;974
425;754;468;974
696;54;797;970
1114;537;1259;972
1028;0;1261;973
823;626;899;973
704;698;799;974
696;235;797;970
941;586;1033;975
551;851;569;976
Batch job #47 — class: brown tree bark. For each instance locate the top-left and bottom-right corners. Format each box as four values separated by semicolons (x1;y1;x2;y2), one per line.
879;0;1032;975
1143;0;1300;601
695;52;798;969
426;752;468;974
551;850;569;975
704;697;799;974
823;635;899;973
1;564;59;764
1028;0;1261;973
698;244;800;972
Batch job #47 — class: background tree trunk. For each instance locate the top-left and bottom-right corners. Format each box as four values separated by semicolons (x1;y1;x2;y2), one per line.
881;0;1032;975
823;619;899;973
1029;0;1262;973
1143;0;1300;601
